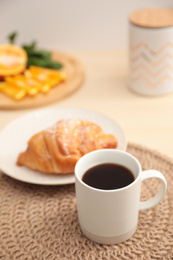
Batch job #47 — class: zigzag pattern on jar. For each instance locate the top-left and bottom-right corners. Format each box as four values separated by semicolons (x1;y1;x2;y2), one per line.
130;42;173;88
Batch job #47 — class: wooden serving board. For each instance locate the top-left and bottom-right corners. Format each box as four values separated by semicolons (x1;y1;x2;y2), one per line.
0;52;85;110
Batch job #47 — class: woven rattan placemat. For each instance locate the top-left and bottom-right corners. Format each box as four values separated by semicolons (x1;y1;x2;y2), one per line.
0;143;173;260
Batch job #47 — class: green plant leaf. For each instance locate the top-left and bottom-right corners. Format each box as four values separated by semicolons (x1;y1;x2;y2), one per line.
8;32;18;44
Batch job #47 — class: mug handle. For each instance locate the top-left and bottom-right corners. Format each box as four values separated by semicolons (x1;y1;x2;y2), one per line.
139;170;167;211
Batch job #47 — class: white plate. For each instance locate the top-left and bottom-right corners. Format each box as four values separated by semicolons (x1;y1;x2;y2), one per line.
0;108;126;185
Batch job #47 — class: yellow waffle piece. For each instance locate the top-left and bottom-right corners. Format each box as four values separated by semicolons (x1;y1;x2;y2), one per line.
25;66;66;93
0;82;26;100
5;75;41;96
0;66;66;100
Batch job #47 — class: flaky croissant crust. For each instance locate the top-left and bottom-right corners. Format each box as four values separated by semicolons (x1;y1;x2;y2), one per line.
16;119;118;174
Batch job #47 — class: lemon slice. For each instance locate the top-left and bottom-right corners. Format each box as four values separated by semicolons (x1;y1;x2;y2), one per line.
0;44;27;78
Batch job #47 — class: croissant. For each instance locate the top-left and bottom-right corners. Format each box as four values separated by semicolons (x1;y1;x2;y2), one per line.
16;119;118;174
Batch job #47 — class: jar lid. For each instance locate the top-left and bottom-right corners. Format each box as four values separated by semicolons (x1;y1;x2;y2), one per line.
129;8;173;28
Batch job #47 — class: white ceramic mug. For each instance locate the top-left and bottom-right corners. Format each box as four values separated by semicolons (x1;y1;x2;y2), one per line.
75;149;167;245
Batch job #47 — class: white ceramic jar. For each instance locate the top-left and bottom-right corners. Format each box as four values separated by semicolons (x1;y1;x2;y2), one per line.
129;8;173;96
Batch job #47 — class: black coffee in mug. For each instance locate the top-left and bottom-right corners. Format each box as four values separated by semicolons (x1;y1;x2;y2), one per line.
82;163;135;190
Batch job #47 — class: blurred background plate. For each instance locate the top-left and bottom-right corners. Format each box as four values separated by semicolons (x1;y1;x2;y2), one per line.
0;107;126;185
0;52;85;110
